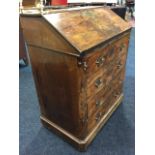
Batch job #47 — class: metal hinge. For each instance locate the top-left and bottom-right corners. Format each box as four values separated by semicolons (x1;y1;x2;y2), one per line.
78;60;88;71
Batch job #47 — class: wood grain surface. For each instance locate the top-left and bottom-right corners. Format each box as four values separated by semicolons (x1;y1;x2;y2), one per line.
43;7;131;52
20;16;79;56
20;7;131;150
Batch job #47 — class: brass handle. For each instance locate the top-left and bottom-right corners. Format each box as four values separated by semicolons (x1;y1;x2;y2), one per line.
96;56;105;67
119;43;125;52
114;92;120;98
108;85;112;90
95;78;103;88
96;99;104;107
117;64;122;69
95;112;102;122
83;62;88;71
119;80;123;84
78;61;88;71
119;47;123;51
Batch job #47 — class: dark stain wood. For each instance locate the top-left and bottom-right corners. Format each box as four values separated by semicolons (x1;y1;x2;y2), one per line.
20;7;131;151
28;46;88;139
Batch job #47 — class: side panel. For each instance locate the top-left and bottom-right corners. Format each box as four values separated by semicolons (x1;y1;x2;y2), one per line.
28;46;85;138
20;16;79;56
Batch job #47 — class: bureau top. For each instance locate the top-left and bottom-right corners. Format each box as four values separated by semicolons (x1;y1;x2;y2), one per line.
20;6;131;56
43;7;131;53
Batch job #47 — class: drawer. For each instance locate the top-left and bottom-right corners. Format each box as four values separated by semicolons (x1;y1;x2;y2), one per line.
87;83;123;133
87;71;124;133
85;34;129;77
86;62;125;99
87;69;124;118
85;45;117;77
86;69;110;98
85;38;128;98
102;81;124;115
87;84;113;117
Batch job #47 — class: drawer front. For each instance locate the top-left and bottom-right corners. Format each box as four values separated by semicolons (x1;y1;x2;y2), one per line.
85;34;129;98
79;34;129;134
87;84;112;118
84;33;130;77
87;82;123;133
87;69;125;117
85;44;117;77
86;60;126;99
87;69;125;133
86;69;109;98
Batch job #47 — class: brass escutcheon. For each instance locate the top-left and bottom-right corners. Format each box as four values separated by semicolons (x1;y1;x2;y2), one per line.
95;78;103;88
95;112;102;122
96;56;105;67
96;99;104;107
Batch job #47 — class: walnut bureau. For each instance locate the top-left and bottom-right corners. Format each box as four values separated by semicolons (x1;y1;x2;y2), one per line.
20;6;131;151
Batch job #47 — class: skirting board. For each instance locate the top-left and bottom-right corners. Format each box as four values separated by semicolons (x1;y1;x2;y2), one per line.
40;94;124;151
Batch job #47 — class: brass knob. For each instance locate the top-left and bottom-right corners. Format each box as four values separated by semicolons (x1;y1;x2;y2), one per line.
83;62;88;71
95;112;102;122
96;56;105;67
108;85;112;90
96;99;104;107
119;43;125;52
117;64;122;69
78;61;88;71
119;80;123;84
95;78;103;88
119;47;123;51
114;92;120;98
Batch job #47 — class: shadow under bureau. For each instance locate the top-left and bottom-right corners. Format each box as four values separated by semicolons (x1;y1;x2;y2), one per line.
20;6;131;151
